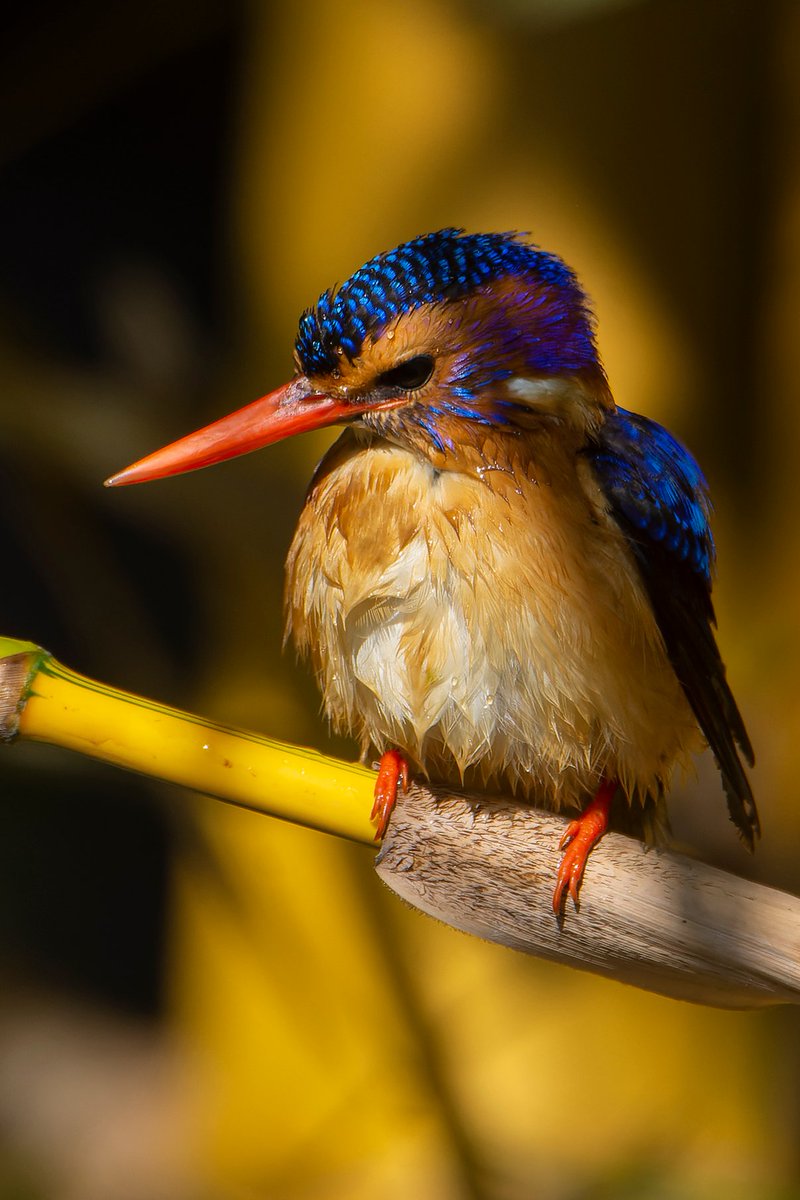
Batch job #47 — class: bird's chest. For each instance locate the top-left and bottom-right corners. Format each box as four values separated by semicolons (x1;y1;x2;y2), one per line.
284;432;673;791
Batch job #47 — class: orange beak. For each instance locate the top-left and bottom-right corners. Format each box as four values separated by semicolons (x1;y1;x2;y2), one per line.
104;376;389;487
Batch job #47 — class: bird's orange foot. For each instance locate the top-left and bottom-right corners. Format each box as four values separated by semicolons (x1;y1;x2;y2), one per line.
371;749;409;841
552;779;617;914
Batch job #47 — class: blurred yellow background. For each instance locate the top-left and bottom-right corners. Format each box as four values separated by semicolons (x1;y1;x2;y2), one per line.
1;1;799;1197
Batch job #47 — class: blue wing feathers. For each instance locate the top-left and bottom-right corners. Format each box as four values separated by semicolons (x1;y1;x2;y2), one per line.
590;408;715;583
590;407;759;846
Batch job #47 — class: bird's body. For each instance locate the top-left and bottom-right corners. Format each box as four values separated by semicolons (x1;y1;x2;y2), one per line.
286;415;698;823
108;228;758;907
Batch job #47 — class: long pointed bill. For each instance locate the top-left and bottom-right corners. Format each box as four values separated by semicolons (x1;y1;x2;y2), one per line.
105;377;376;487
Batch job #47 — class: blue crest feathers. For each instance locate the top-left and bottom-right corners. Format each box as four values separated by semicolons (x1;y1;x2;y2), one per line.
295;228;588;376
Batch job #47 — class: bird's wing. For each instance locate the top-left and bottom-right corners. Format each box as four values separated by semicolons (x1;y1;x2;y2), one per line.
587;406;758;846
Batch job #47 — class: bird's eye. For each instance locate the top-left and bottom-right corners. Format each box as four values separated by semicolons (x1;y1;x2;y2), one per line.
377;355;434;391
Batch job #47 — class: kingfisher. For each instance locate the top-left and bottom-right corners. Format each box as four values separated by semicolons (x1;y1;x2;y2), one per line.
106;228;758;912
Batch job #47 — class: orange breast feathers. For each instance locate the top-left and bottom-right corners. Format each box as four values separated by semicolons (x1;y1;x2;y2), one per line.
285;424;700;815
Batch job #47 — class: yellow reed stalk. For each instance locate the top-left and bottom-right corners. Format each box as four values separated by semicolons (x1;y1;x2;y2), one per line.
0;636;377;846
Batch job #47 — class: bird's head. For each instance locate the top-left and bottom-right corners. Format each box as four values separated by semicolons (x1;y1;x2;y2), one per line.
106;229;613;486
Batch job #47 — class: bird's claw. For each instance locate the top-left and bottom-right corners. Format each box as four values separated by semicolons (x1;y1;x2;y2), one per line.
558;820;581;852
553;825;591;913
371;749;409;841
552;780;616;914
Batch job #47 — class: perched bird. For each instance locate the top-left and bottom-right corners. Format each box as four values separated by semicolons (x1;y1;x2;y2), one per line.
107;229;758;911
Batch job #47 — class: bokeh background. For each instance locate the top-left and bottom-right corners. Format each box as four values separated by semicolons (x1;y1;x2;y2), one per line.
1;1;799;1197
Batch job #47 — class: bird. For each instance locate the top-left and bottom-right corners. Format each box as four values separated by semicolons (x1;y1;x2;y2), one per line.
106;228;758;912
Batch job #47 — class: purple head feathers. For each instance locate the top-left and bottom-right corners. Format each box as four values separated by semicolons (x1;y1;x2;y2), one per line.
295;229;599;379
